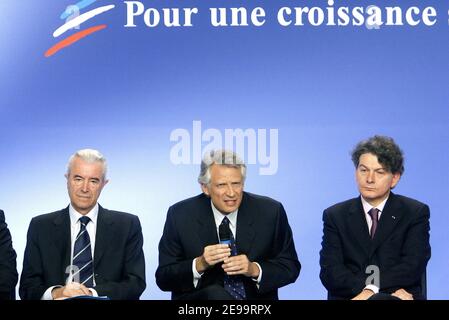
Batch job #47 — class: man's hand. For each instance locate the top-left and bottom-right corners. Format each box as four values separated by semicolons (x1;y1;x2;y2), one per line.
351;289;375;300
392;288;414;300
196;244;231;273
51;282;92;300
222;254;260;278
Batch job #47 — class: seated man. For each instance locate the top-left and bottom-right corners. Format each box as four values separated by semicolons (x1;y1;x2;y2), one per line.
156;150;300;300
320;136;430;300
0;210;18;300
20;149;146;300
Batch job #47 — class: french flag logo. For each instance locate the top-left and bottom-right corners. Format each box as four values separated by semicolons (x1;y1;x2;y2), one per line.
45;0;115;57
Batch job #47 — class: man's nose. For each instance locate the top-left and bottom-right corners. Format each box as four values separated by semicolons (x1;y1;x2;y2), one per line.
81;180;89;192
367;171;375;183
225;184;235;197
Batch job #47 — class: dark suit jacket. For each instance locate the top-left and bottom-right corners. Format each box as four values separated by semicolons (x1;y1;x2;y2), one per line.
19;205;146;300
156;192;300;300
319;193;431;300
0;210;18;300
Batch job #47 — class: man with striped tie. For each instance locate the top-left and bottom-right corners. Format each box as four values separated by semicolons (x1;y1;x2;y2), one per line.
319;136;431;300
19;149;146;300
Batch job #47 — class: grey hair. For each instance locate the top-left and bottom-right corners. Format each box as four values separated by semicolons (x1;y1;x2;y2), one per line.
198;150;246;186
67;149;108;179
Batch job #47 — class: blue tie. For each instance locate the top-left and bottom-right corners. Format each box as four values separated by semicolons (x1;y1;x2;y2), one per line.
72;216;94;287
221;217;246;300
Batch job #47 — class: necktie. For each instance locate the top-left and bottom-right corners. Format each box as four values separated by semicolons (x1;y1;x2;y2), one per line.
72;216;94;287
220;217;246;300
368;208;379;239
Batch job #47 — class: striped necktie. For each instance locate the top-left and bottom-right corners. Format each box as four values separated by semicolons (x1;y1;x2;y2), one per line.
72;216;94;287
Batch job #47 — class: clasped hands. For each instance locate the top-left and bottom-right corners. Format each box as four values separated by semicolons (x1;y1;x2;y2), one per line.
52;282;93;300
196;244;260;278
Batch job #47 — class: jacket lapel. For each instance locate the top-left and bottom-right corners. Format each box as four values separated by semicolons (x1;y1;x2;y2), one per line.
346;197;372;256
52;207;71;280
235;193;256;255
370;193;403;254
94;205;114;268
195;195;219;249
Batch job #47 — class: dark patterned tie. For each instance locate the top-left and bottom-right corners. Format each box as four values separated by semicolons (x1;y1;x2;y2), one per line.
220;217;246;300
72;216;94;287
368;208;379;239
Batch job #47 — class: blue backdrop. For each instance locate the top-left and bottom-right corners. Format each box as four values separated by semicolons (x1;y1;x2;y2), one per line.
0;0;448;299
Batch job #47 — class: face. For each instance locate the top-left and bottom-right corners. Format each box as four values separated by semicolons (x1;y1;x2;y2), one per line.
66;157;108;215
201;164;244;214
356;153;401;207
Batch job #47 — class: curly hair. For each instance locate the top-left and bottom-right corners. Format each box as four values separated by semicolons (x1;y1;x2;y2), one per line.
351;135;404;175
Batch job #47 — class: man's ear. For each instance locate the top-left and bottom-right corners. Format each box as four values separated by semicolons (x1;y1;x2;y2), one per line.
390;173;401;189
201;184;210;196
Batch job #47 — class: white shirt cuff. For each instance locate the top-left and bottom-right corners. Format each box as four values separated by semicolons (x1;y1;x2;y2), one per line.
88;288;98;297
192;258;203;288
41;285;62;300
364;284;379;294
252;262;262;289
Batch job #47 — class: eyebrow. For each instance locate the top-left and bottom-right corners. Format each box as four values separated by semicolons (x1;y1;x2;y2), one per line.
215;181;241;185
73;175;101;181
359;164;386;171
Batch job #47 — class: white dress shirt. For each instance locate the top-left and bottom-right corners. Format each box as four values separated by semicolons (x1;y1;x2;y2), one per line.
41;204;99;300
360;195;389;294
192;200;262;288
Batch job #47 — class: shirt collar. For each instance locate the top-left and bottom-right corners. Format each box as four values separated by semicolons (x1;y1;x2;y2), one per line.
361;195;389;215
69;203;99;226
210;200;238;228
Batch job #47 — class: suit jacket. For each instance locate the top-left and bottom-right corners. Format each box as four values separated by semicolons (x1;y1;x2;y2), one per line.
319;193;431;300
156;192;300;300
19;205;146;300
0;210;18;300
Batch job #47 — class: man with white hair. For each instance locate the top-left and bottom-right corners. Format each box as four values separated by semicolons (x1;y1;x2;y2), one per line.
19;149;146;300
156;150;300;300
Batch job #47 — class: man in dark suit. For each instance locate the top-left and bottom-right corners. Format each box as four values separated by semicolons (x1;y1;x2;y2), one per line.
0;210;18;300
156;150;300;300
20;149;145;300
320;136;430;300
